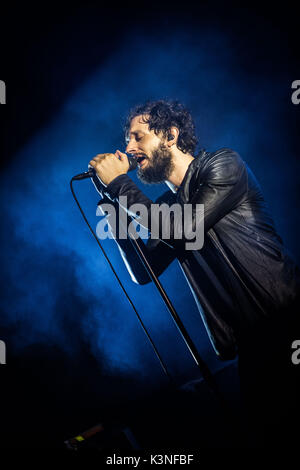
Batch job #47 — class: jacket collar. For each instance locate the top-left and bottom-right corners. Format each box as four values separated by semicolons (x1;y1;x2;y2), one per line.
177;149;206;204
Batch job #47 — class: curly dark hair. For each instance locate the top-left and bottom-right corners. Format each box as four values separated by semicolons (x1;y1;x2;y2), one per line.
124;100;198;155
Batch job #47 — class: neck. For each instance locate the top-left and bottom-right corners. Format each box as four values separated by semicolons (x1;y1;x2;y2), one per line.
166;148;195;190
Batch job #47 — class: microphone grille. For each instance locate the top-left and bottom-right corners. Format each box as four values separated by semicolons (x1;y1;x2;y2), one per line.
128;157;138;172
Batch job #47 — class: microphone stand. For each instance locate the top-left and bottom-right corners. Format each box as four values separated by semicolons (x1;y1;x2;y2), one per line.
125;214;232;413
92;170;233;418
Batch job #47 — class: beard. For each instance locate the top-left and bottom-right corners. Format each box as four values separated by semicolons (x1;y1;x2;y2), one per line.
137;142;174;184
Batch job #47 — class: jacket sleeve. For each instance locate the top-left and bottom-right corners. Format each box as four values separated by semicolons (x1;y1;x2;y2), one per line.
97;195;176;285
103;148;248;249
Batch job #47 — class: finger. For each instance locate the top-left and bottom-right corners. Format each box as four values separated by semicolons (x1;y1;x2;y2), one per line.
116;149;127;157
116;149;127;161
93;153;108;161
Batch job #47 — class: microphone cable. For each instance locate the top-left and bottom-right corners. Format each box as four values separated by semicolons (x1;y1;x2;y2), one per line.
70;175;174;384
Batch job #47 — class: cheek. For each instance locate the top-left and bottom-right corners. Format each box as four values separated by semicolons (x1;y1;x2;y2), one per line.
145;135;160;149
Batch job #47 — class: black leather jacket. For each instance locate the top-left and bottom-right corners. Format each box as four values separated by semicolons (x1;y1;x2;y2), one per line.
98;148;300;360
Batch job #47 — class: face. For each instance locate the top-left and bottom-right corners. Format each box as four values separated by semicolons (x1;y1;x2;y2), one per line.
125;115;174;184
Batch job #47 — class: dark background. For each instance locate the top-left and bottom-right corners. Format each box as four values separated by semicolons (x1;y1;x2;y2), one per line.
0;1;299;451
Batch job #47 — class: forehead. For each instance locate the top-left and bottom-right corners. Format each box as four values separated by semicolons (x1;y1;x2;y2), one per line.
128;115;150;135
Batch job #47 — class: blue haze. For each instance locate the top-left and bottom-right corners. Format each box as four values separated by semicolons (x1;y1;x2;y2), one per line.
1;24;299;386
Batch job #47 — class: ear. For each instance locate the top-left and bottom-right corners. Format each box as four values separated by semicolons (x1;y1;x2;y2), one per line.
166;126;179;147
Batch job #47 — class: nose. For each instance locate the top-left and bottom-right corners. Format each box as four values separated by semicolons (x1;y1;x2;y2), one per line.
125;143;135;154
125;139;138;155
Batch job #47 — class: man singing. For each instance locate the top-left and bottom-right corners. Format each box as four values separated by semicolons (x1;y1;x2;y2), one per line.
89;100;300;446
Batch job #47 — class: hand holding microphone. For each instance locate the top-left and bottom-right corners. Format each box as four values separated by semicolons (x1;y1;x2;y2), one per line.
72;150;137;183
89;150;132;186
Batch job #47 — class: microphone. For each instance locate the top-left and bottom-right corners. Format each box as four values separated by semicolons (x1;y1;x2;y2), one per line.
72;155;138;180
